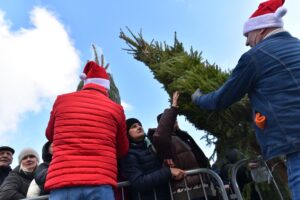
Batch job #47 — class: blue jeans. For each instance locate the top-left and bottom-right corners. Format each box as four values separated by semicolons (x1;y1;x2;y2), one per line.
49;185;114;200
286;151;300;200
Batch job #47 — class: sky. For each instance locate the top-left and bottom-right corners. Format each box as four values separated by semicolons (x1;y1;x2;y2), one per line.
1;0;300;168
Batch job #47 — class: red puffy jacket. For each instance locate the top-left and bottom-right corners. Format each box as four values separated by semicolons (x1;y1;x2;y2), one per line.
45;83;129;190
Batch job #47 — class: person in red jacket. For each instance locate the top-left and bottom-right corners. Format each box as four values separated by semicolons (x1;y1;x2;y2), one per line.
45;61;129;200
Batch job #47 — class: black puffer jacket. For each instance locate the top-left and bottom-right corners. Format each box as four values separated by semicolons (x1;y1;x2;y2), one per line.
0;166;12;186
35;141;52;195
0;166;34;200
122;140;171;200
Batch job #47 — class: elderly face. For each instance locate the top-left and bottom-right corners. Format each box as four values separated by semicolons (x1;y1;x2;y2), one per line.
246;29;265;48
21;155;38;172
0;150;13;167
128;123;145;142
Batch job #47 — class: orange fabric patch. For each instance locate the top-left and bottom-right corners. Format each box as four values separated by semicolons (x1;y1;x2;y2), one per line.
255;112;266;129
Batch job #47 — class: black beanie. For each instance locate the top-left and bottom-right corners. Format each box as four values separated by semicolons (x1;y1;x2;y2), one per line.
126;118;142;134
226;149;245;164
42;141;52;163
157;113;163;123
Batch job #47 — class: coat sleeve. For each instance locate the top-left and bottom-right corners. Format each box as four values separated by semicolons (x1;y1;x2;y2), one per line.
34;163;48;191
122;154;171;191
152;107;178;159
116;108;129;158
0;173;25;200
194;53;257;110
46;97;59;142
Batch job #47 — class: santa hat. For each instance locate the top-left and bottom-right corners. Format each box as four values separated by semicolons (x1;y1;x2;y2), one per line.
80;61;110;89
243;0;287;36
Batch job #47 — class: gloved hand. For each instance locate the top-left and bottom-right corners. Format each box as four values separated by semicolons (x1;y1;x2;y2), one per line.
191;88;203;104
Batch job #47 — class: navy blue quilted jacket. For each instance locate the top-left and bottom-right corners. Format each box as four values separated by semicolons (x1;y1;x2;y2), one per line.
122;140;171;200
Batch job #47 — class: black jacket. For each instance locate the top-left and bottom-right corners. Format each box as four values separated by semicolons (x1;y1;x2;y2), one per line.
0;166;12;186
34;141;52;195
122;140;171;200
0;166;34;200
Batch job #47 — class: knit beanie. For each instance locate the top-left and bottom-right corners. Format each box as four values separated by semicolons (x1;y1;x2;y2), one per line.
157;113;163;123
42;141;52;163
18;148;40;164
243;0;287;36
126;118;142;134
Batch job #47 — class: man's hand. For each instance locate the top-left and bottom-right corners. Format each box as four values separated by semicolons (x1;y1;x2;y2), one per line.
170;168;185;181
191;89;203;104
248;162;259;170
164;159;175;168
172;91;179;108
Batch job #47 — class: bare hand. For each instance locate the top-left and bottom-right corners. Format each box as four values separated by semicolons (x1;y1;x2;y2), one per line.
164;159;175;168
172;91;180;108
170;168;185;180
248;162;259;169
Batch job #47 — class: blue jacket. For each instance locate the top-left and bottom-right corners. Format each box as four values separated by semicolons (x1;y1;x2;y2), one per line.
194;31;300;160
121;140;171;200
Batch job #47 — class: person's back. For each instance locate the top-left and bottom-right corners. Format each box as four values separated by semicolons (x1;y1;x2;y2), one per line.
45;61;129;199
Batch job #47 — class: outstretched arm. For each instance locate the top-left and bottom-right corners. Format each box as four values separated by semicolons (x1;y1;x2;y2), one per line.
153;91;179;159
191;53;256;110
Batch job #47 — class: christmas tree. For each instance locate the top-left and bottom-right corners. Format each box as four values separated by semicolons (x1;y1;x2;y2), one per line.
119;28;290;199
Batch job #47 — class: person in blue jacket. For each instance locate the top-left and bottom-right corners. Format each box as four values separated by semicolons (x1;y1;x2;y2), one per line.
121;118;185;200
191;0;300;199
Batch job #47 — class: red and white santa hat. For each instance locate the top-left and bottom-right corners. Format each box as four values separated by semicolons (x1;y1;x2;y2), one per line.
243;0;287;36
80;61;110;89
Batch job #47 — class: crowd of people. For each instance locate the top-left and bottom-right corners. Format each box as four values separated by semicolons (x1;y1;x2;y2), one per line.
1;0;300;199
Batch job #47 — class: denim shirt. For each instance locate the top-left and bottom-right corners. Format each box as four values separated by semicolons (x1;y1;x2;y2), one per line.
195;31;300;160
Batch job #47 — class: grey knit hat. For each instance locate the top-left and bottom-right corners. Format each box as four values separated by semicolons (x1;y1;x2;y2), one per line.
18;148;40;164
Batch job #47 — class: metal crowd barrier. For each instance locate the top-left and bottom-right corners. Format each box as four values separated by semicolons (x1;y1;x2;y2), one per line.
230;157;284;200
23;168;229;200
24;196;48;200
173;168;229;200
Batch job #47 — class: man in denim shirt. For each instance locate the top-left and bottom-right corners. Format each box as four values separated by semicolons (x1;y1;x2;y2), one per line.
192;0;300;198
